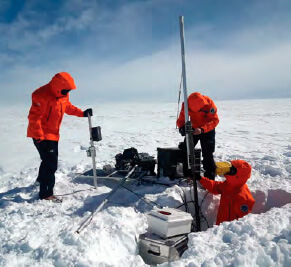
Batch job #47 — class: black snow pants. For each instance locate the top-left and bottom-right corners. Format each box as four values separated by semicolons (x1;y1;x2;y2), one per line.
181;129;216;180
33;139;58;199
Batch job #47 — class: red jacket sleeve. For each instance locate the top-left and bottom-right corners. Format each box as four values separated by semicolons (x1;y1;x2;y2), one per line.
201;115;219;133
199;176;223;195
27;93;46;139
65;101;84;117
200;96;219;133
177;103;185;128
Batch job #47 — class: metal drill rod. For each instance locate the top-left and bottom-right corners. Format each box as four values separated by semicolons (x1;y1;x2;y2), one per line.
179;15;201;231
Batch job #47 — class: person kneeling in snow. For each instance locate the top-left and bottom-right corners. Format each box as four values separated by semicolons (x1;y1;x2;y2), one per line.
197;160;255;225
27;72;93;202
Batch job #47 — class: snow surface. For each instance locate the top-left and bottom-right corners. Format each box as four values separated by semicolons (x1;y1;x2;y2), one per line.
0;99;290;266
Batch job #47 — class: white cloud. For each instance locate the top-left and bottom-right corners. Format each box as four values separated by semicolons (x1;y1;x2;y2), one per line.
65;27;291;102
188;42;291;99
0;0;291;104
1;29;291;104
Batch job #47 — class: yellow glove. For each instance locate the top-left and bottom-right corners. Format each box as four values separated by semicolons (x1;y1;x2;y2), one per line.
215;162;232;176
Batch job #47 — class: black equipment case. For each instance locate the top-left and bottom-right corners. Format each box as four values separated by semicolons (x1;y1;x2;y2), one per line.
138;232;188;265
157;147;184;179
138;153;156;175
157;145;201;180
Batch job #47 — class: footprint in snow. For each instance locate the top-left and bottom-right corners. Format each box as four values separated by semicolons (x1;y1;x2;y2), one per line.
283;151;291;157
259;165;283;177
262;155;277;161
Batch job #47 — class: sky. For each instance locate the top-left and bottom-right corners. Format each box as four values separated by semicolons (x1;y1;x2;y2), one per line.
0;0;291;105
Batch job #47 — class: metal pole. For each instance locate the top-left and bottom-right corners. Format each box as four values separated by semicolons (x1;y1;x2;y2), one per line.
88;114;97;188
179;15;201;231
179;16;190;121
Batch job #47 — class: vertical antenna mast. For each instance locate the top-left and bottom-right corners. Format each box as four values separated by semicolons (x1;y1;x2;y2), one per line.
179;15;190;121
179;15;201;231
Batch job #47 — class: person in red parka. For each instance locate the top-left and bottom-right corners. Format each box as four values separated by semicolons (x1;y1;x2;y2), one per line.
198;160;255;225
27;72;93;202
177;92;219;180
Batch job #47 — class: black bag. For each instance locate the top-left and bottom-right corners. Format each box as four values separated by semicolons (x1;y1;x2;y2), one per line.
123;147;139;161
115;147;139;170
115;147;156;175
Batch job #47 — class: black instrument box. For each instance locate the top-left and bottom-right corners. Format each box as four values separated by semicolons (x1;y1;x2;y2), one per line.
157;147;184;179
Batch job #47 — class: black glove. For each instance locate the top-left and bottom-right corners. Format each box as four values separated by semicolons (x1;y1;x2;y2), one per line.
83;108;93;117
179;126;186;136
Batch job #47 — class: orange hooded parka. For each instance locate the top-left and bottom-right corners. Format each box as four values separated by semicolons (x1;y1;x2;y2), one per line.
27;72;84;141
177;92;219;133
199;160;255;225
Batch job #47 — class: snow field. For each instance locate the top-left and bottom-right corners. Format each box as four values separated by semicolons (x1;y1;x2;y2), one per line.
0;99;290;266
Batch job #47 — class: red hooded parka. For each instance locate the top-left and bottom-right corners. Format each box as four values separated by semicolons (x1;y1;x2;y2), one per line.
199;160;255;225
27;72;84;141
177;92;219;133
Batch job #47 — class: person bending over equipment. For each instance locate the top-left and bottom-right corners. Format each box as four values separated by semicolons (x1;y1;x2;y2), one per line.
27;72;93;202
197;160;255;225
177;92;219;180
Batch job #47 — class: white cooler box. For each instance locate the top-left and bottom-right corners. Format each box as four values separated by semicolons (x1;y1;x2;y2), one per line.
147;208;193;238
138;232;188;265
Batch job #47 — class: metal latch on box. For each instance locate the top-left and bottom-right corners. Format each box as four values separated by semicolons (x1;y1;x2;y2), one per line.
148;244;161;256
